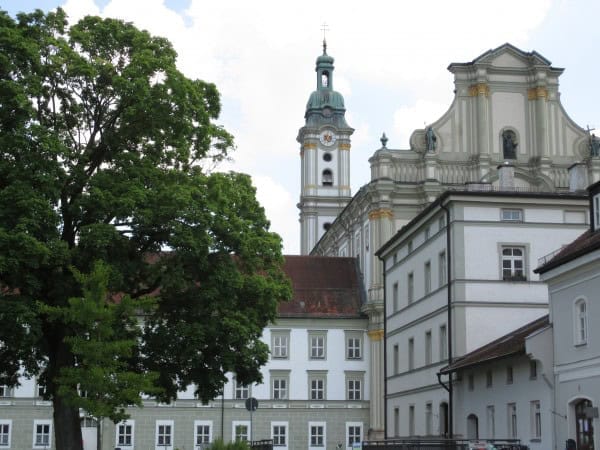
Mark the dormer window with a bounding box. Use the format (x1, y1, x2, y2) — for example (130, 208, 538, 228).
(322, 169, 333, 186)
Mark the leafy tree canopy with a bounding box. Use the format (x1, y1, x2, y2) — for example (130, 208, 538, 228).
(0, 8, 291, 450)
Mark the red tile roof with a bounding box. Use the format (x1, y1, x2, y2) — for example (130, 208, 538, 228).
(279, 255, 366, 318)
(439, 315, 549, 374)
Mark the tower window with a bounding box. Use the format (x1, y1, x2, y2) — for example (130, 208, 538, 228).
(322, 169, 333, 186)
(321, 71, 329, 87)
(323, 152, 332, 162)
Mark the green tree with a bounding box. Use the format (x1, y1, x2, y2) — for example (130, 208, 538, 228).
(0, 8, 291, 450)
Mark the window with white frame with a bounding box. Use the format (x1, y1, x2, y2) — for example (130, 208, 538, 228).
(530, 401, 541, 439)
(407, 272, 414, 303)
(271, 422, 287, 447)
(36, 379, 46, 398)
(501, 208, 523, 222)
(155, 420, 173, 449)
(501, 246, 526, 280)
(393, 344, 399, 374)
(393, 408, 400, 437)
(0, 386, 11, 397)
(439, 325, 447, 361)
(392, 282, 399, 312)
(424, 261, 431, 294)
(116, 421, 134, 448)
(271, 371, 289, 400)
(439, 251, 447, 286)
(486, 405, 495, 438)
(0, 420, 11, 448)
(309, 332, 326, 359)
(425, 330, 432, 365)
(33, 420, 52, 449)
(408, 337, 414, 370)
(574, 298, 588, 345)
(408, 405, 415, 436)
(309, 422, 325, 448)
(233, 421, 250, 442)
(271, 331, 290, 359)
(234, 378, 249, 399)
(507, 403, 517, 438)
(194, 421, 212, 446)
(345, 372, 363, 401)
(346, 332, 362, 359)
(346, 422, 362, 449)
(308, 372, 326, 401)
(425, 403, 433, 435)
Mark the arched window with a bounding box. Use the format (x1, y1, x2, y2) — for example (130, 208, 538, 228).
(322, 169, 333, 186)
(466, 414, 479, 439)
(575, 399, 594, 450)
(502, 129, 518, 160)
(321, 71, 329, 88)
(574, 298, 588, 345)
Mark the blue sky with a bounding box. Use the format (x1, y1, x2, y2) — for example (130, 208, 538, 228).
(3, 0, 600, 254)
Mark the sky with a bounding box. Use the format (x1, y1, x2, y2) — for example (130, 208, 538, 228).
(3, 0, 600, 254)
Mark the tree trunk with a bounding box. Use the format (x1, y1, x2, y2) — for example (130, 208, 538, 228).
(53, 395, 84, 450)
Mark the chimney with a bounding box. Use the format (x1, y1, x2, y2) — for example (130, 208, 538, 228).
(568, 162, 588, 192)
(497, 162, 515, 191)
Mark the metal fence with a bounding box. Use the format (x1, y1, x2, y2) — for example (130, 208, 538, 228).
(362, 438, 527, 450)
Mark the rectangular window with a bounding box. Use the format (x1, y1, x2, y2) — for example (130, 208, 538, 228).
(272, 375, 289, 400)
(486, 405, 495, 438)
(309, 333, 326, 359)
(439, 325, 447, 361)
(425, 331, 432, 365)
(439, 251, 447, 286)
(408, 338, 414, 371)
(508, 403, 517, 438)
(271, 331, 289, 359)
(506, 366, 513, 384)
(234, 378, 249, 399)
(309, 423, 325, 448)
(272, 422, 287, 447)
(531, 401, 541, 439)
(407, 273, 414, 303)
(393, 344, 399, 375)
(36, 381, 46, 398)
(501, 208, 523, 222)
(346, 374, 363, 401)
(0, 386, 11, 398)
(0, 421, 11, 448)
(33, 420, 52, 449)
(392, 282, 399, 312)
(502, 246, 526, 281)
(407, 240, 413, 253)
(194, 421, 212, 446)
(424, 226, 430, 240)
(308, 372, 327, 401)
(425, 403, 433, 435)
(156, 421, 173, 449)
(233, 421, 250, 442)
(467, 374, 474, 391)
(346, 423, 362, 449)
(424, 261, 431, 294)
(346, 332, 362, 359)
(408, 405, 415, 436)
(486, 370, 493, 388)
(117, 421, 134, 448)
(394, 408, 400, 437)
(530, 360, 537, 379)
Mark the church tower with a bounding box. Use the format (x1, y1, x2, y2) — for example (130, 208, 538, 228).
(297, 42, 354, 255)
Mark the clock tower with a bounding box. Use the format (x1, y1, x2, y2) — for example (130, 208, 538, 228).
(297, 41, 354, 255)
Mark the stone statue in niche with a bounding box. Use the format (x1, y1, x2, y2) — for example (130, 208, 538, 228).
(502, 130, 517, 160)
(590, 133, 600, 157)
(426, 127, 437, 152)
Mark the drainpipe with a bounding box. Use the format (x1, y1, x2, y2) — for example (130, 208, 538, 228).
(439, 201, 453, 438)
(382, 257, 388, 440)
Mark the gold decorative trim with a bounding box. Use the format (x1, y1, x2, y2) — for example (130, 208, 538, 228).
(468, 83, 489, 97)
(303, 143, 317, 150)
(368, 329, 384, 341)
(368, 208, 394, 220)
(339, 143, 351, 150)
(528, 86, 548, 100)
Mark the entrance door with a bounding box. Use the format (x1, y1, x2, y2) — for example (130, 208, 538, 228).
(575, 399, 595, 450)
(439, 402, 448, 437)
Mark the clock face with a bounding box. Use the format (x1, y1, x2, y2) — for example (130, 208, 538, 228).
(319, 130, 337, 147)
